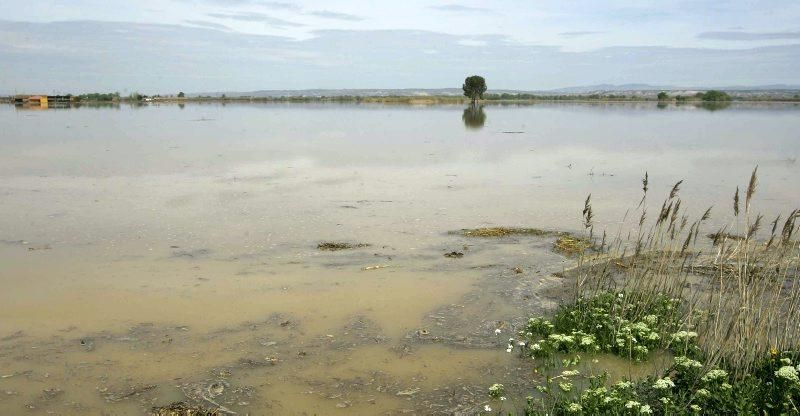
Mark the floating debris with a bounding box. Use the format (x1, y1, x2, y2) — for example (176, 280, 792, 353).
(1, 370, 32, 379)
(103, 383, 157, 402)
(26, 245, 52, 251)
(396, 387, 420, 396)
(207, 382, 225, 398)
(317, 242, 370, 251)
(444, 251, 464, 258)
(41, 388, 64, 400)
(79, 338, 95, 351)
(455, 227, 570, 238)
(171, 248, 212, 259)
(361, 264, 390, 271)
(150, 401, 221, 416)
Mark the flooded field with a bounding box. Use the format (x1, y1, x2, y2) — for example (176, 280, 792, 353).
(1, 102, 798, 415)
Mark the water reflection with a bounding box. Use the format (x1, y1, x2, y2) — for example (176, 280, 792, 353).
(462, 105, 486, 129)
(699, 101, 732, 111)
(0, 102, 798, 415)
(656, 101, 733, 111)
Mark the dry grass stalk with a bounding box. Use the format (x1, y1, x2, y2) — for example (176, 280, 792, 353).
(573, 169, 800, 377)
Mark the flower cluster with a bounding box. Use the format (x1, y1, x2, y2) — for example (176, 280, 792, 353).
(503, 291, 800, 415)
(518, 292, 681, 363)
(488, 383, 505, 399)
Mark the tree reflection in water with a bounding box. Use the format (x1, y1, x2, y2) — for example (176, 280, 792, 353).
(462, 105, 486, 129)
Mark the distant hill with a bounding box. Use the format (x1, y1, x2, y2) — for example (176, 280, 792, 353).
(190, 88, 465, 98)
(191, 85, 800, 98)
(548, 83, 800, 94)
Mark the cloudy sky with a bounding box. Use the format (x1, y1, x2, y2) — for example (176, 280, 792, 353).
(1, 0, 799, 94)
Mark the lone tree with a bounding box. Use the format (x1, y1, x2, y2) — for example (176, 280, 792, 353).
(657, 91, 669, 100)
(462, 75, 487, 104)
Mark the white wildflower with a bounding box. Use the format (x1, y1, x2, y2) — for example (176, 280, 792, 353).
(625, 400, 640, 409)
(484, 404, 492, 412)
(615, 381, 633, 390)
(566, 403, 582, 413)
(775, 365, 800, 383)
(701, 369, 728, 383)
(640, 404, 652, 414)
(653, 377, 675, 390)
(671, 331, 698, 342)
(494, 328, 501, 335)
(674, 356, 703, 369)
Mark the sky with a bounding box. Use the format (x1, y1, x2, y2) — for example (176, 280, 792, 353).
(1, 0, 799, 94)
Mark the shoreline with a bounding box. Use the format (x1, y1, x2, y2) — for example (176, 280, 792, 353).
(4, 97, 800, 107)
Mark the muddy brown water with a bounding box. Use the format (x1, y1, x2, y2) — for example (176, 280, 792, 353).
(1, 102, 798, 414)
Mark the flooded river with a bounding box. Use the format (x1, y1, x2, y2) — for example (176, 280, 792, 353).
(1, 102, 798, 414)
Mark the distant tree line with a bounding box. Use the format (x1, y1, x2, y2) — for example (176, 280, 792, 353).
(483, 93, 641, 101)
(73, 92, 121, 102)
(673, 90, 732, 102)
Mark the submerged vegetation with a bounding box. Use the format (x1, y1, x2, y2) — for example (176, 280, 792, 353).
(552, 236, 595, 257)
(317, 242, 370, 251)
(456, 227, 570, 238)
(490, 168, 800, 415)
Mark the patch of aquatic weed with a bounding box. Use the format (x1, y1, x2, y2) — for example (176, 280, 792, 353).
(151, 402, 220, 416)
(553, 236, 595, 256)
(489, 167, 800, 415)
(455, 227, 571, 238)
(317, 241, 371, 251)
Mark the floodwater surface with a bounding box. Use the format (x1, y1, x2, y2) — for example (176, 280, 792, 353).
(0, 102, 798, 414)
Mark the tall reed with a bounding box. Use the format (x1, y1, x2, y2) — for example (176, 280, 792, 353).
(574, 168, 800, 377)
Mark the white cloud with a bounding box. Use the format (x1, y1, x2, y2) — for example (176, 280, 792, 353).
(457, 39, 487, 47)
(1, 20, 798, 94)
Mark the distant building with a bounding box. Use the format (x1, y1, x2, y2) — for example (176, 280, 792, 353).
(13, 94, 73, 108)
